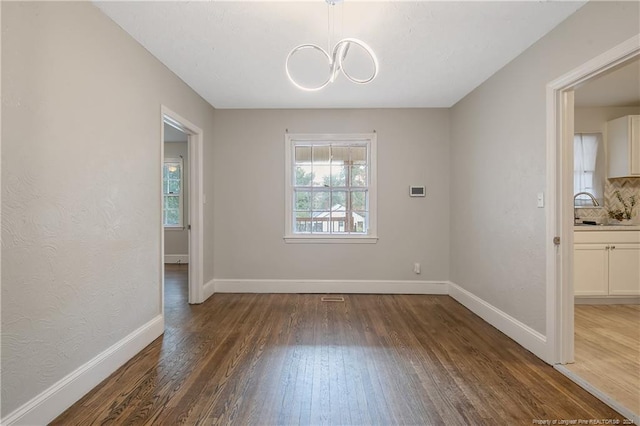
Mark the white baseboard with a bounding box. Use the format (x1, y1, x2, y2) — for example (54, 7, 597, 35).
(575, 296, 640, 305)
(555, 365, 639, 424)
(213, 279, 449, 294)
(2, 315, 164, 426)
(164, 254, 189, 264)
(448, 281, 548, 361)
(203, 277, 216, 301)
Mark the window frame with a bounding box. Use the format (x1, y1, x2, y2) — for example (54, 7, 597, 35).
(284, 133, 378, 244)
(163, 157, 184, 229)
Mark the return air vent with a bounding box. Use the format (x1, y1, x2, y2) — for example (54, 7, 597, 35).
(321, 296, 345, 302)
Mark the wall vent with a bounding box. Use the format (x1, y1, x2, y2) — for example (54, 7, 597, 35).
(321, 296, 345, 302)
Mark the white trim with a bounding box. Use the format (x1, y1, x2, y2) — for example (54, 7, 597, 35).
(575, 296, 640, 305)
(161, 106, 205, 305)
(555, 365, 640, 425)
(203, 277, 216, 301)
(284, 236, 378, 244)
(448, 281, 549, 362)
(1, 316, 164, 426)
(284, 133, 377, 241)
(213, 279, 448, 294)
(164, 254, 189, 264)
(546, 34, 640, 365)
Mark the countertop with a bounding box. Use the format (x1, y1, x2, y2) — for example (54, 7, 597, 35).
(574, 224, 640, 231)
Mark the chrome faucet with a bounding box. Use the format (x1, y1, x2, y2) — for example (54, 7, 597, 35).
(574, 192, 600, 223)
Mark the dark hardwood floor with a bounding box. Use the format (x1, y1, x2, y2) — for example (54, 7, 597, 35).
(52, 266, 624, 425)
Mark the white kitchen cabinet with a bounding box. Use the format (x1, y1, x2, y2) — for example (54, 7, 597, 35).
(608, 244, 640, 295)
(607, 115, 640, 178)
(574, 244, 609, 296)
(574, 230, 640, 297)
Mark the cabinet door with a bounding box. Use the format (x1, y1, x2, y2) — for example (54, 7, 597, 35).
(574, 244, 609, 296)
(630, 115, 640, 175)
(608, 244, 640, 296)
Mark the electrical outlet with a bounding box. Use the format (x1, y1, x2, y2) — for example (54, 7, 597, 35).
(413, 263, 421, 274)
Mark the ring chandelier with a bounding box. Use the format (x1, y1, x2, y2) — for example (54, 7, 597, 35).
(285, 0, 379, 92)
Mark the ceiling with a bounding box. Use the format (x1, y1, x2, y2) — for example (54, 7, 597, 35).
(95, 1, 586, 109)
(574, 58, 640, 107)
(164, 123, 188, 143)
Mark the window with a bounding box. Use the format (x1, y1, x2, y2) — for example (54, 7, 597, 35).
(163, 158, 183, 227)
(574, 133, 603, 206)
(284, 133, 377, 243)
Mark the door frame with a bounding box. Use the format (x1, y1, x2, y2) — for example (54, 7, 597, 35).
(161, 105, 205, 306)
(546, 34, 639, 364)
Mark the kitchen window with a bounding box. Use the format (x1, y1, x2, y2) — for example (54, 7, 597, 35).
(284, 133, 377, 243)
(574, 133, 603, 206)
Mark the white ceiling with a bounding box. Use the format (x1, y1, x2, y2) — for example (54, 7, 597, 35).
(574, 58, 640, 107)
(164, 123, 188, 143)
(95, 1, 586, 109)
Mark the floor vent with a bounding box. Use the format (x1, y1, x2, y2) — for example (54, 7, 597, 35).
(321, 296, 345, 303)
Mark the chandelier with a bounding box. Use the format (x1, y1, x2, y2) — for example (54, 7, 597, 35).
(285, 0, 379, 92)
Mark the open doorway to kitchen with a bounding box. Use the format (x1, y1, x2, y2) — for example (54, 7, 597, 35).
(161, 106, 204, 309)
(547, 36, 639, 422)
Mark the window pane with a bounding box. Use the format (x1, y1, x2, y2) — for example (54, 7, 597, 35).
(295, 165, 313, 186)
(312, 165, 330, 187)
(331, 146, 349, 164)
(165, 164, 180, 180)
(295, 146, 312, 164)
(165, 209, 180, 226)
(351, 191, 367, 211)
(312, 213, 330, 233)
(163, 179, 169, 194)
(313, 145, 331, 163)
(312, 191, 331, 210)
(351, 211, 367, 233)
(351, 165, 367, 186)
(165, 195, 179, 209)
(331, 165, 347, 187)
(351, 146, 367, 164)
(332, 191, 347, 210)
(295, 211, 312, 232)
(295, 191, 311, 211)
(168, 180, 180, 194)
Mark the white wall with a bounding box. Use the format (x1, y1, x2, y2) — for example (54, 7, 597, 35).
(212, 109, 450, 282)
(574, 106, 640, 133)
(450, 1, 640, 334)
(1, 2, 215, 418)
(164, 141, 189, 257)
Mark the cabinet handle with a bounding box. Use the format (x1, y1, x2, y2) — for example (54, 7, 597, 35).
(606, 245, 610, 250)
(611, 245, 616, 250)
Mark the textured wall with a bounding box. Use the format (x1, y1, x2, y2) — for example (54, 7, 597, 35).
(1, 2, 215, 416)
(212, 109, 450, 281)
(450, 1, 640, 334)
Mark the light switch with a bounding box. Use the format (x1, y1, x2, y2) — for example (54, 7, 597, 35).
(537, 192, 544, 208)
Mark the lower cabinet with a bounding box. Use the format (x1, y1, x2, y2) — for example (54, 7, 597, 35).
(574, 231, 640, 297)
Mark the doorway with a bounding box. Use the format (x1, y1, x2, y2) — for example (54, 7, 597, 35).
(161, 106, 204, 307)
(547, 35, 639, 421)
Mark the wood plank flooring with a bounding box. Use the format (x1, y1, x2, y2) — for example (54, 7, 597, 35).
(566, 304, 640, 416)
(53, 266, 626, 425)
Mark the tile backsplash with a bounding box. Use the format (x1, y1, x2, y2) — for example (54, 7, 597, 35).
(576, 177, 640, 223)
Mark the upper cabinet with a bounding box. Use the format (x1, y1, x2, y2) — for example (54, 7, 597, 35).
(607, 115, 640, 178)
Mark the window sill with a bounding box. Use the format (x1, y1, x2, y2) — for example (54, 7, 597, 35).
(164, 226, 185, 231)
(284, 235, 378, 244)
